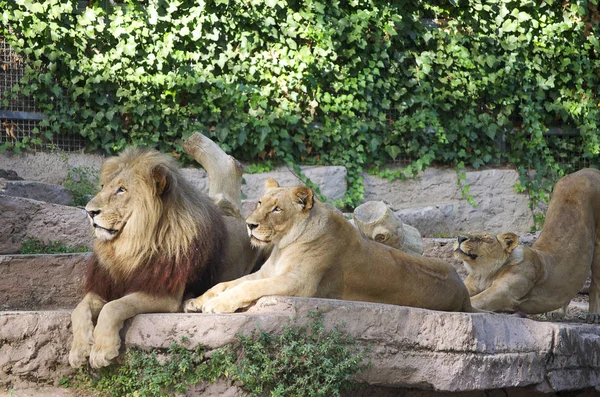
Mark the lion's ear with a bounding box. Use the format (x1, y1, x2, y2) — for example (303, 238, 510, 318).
(498, 232, 519, 253)
(265, 178, 280, 190)
(152, 165, 172, 196)
(293, 186, 314, 211)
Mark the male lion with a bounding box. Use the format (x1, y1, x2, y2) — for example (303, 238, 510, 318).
(69, 147, 257, 368)
(184, 178, 474, 314)
(453, 168, 600, 322)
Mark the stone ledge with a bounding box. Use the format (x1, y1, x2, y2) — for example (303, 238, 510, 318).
(1, 297, 599, 394)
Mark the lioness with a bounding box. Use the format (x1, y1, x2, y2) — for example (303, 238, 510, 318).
(185, 179, 474, 313)
(69, 148, 258, 368)
(453, 168, 600, 322)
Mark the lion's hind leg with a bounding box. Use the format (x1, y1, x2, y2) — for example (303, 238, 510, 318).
(69, 293, 106, 368)
(89, 292, 181, 368)
(586, 241, 600, 324)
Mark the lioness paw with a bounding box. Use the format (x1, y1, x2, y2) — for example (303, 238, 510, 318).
(183, 298, 202, 313)
(546, 311, 565, 322)
(202, 298, 238, 314)
(586, 313, 600, 324)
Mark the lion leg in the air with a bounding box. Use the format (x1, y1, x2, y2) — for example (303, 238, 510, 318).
(69, 293, 106, 368)
(587, 245, 600, 324)
(89, 292, 181, 368)
(201, 275, 312, 314)
(183, 132, 243, 216)
(184, 271, 266, 313)
(546, 302, 568, 321)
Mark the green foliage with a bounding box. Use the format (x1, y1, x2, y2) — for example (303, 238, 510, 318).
(1, 0, 599, 218)
(244, 161, 275, 174)
(19, 238, 90, 254)
(230, 310, 366, 397)
(67, 311, 366, 397)
(63, 166, 99, 207)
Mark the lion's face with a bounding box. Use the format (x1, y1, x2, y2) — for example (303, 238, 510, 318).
(85, 170, 135, 241)
(453, 232, 519, 272)
(85, 148, 171, 242)
(245, 178, 313, 247)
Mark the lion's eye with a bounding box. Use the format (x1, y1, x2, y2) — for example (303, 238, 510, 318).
(272, 206, 281, 213)
(116, 187, 126, 194)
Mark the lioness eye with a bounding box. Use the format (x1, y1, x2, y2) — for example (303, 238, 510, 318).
(272, 206, 281, 213)
(116, 187, 126, 194)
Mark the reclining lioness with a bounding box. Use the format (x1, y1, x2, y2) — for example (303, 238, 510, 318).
(453, 168, 600, 323)
(185, 178, 474, 313)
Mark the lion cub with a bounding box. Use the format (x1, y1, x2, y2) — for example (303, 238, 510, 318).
(453, 168, 600, 323)
(185, 178, 474, 313)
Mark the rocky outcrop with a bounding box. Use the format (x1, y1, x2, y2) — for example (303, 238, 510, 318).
(2, 151, 535, 236)
(0, 195, 91, 254)
(1, 297, 599, 394)
(364, 167, 534, 235)
(0, 179, 73, 206)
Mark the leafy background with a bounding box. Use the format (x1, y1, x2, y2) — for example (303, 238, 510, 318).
(1, 0, 599, 216)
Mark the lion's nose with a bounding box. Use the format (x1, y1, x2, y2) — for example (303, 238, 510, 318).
(457, 235, 467, 244)
(247, 222, 258, 231)
(87, 209, 101, 219)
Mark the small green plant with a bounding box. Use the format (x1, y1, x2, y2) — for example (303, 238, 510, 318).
(64, 166, 99, 207)
(67, 311, 366, 397)
(245, 161, 275, 174)
(19, 238, 90, 254)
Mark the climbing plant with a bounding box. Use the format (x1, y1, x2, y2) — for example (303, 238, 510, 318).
(1, 0, 599, 220)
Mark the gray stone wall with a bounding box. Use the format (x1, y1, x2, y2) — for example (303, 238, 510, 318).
(0, 152, 535, 240)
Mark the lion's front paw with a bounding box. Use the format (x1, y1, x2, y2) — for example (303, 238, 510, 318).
(69, 324, 94, 368)
(202, 297, 239, 314)
(89, 332, 121, 369)
(69, 340, 93, 368)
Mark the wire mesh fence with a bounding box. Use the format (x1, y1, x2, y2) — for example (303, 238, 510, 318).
(1, 36, 85, 151)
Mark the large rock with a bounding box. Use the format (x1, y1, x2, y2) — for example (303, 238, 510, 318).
(242, 165, 347, 202)
(0, 253, 88, 311)
(364, 168, 534, 236)
(0, 179, 73, 206)
(1, 297, 599, 394)
(0, 195, 91, 254)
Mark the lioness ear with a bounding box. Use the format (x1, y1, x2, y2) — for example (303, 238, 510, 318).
(498, 232, 519, 253)
(293, 186, 314, 211)
(152, 165, 172, 196)
(265, 178, 280, 190)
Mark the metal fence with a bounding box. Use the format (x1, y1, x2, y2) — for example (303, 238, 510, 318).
(0, 36, 85, 151)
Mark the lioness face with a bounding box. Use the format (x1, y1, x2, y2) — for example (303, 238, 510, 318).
(85, 150, 171, 241)
(245, 178, 313, 247)
(453, 232, 519, 271)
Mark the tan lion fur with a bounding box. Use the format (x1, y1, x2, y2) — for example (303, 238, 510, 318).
(454, 168, 600, 322)
(184, 178, 474, 314)
(70, 147, 258, 369)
